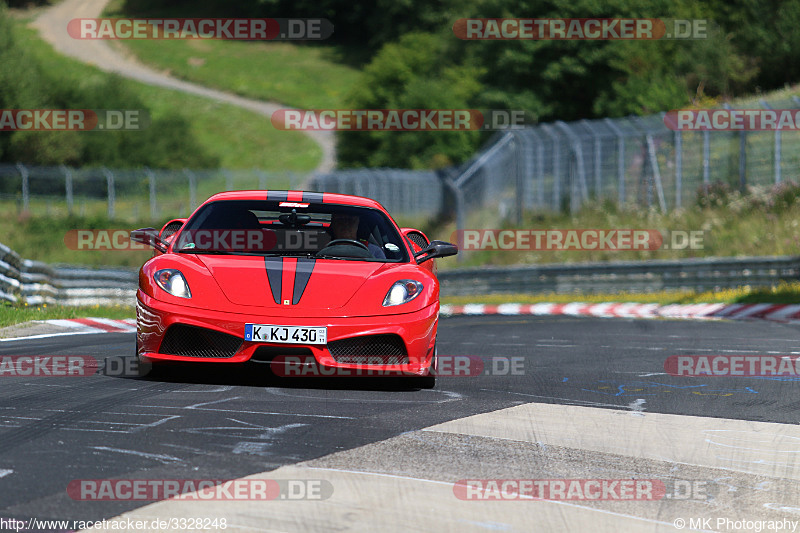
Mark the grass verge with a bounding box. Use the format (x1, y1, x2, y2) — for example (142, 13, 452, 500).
(428, 200, 800, 270)
(0, 303, 134, 329)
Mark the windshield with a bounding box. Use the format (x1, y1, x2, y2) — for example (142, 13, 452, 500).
(173, 199, 410, 262)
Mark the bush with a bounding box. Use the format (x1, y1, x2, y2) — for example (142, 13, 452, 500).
(696, 181, 734, 209)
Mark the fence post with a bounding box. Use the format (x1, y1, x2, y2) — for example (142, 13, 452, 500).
(541, 125, 560, 211)
(444, 175, 465, 264)
(645, 135, 667, 212)
(184, 168, 197, 212)
(581, 119, 603, 199)
(724, 103, 746, 192)
(762, 99, 780, 184)
(555, 121, 588, 214)
(17, 163, 29, 213)
(145, 167, 157, 219)
(604, 118, 625, 206)
(529, 129, 545, 209)
(674, 130, 682, 209)
(102, 167, 115, 219)
(62, 165, 73, 215)
(512, 130, 524, 224)
(702, 131, 710, 185)
(223, 169, 233, 190)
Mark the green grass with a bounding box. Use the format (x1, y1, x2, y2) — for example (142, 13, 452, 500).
(0, 303, 133, 329)
(103, 2, 359, 110)
(0, 212, 158, 267)
(442, 282, 800, 307)
(17, 21, 321, 171)
(426, 200, 800, 270)
(7, 193, 800, 268)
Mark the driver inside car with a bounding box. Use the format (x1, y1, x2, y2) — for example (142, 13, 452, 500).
(328, 213, 386, 259)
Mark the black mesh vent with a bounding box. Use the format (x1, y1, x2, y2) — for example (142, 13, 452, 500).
(160, 221, 184, 240)
(252, 346, 313, 362)
(407, 232, 428, 249)
(159, 324, 241, 358)
(328, 334, 408, 365)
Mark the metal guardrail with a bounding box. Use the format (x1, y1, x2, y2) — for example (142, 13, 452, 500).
(2, 240, 799, 305)
(438, 256, 800, 296)
(0, 243, 138, 306)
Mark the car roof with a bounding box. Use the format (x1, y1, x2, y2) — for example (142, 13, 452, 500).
(203, 190, 387, 211)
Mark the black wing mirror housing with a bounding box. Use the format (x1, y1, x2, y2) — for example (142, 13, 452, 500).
(414, 240, 458, 264)
(131, 228, 168, 253)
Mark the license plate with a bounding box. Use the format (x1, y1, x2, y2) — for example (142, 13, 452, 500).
(244, 324, 327, 345)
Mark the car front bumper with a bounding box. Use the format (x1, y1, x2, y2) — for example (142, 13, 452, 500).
(136, 291, 438, 376)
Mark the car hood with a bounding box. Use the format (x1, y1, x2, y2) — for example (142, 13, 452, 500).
(198, 255, 386, 310)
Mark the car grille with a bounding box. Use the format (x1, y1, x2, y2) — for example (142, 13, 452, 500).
(328, 334, 408, 365)
(160, 221, 184, 240)
(159, 324, 241, 358)
(406, 232, 429, 249)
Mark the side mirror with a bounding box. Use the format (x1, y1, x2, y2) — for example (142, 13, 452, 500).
(415, 240, 458, 264)
(131, 228, 168, 253)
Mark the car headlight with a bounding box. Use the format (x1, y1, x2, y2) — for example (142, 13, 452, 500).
(154, 269, 191, 298)
(383, 280, 423, 306)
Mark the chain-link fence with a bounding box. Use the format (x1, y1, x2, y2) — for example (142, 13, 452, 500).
(5, 97, 800, 229)
(0, 165, 306, 221)
(0, 164, 445, 222)
(451, 97, 800, 231)
(307, 169, 443, 219)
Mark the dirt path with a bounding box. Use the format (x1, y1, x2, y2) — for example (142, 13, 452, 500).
(32, 0, 336, 173)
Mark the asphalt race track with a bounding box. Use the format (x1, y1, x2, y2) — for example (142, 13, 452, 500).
(1, 315, 800, 530)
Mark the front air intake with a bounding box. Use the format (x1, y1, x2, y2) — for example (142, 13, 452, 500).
(328, 334, 408, 365)
(159, 324, 241, 358)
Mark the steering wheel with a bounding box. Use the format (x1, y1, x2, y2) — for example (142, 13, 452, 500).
(325, 239, 369, 251)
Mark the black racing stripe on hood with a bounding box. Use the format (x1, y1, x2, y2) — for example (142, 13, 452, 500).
(301, 191, 323, 203)
(264, 257, 282, 304)
(267, 191, 289, 201)
(293, 258, 315, 305)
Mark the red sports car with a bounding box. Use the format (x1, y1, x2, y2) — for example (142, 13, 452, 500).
(131, 190, 457, 387)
